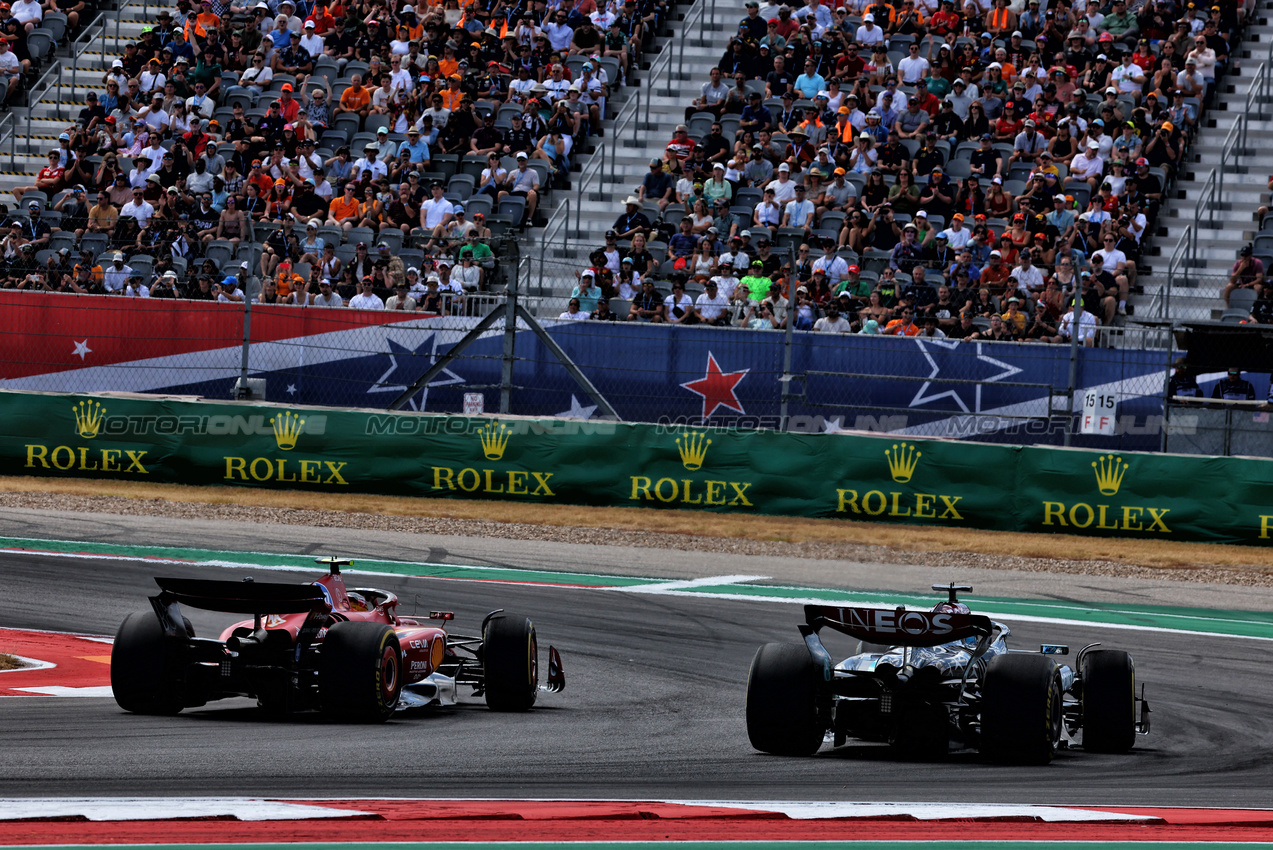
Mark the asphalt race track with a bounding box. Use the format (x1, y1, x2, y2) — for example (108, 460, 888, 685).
(2, 510, 1273, 806)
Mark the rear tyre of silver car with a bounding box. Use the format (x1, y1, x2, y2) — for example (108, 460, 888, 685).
(111, 611, 185, 715)
(980, 653, 1062, 764)
(1082, 649, 1137, 753)
(483, 613, 539, 711)
(746, 642, 826, 756)
(319, 621, 402, 722)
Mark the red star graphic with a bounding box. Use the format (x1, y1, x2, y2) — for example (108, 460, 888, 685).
(681, 352, 748, 419)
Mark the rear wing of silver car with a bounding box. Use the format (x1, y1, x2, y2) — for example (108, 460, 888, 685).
(803, 604, 994, 647)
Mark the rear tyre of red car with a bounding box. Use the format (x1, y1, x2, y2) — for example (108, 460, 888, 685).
(483, 614, 539, 711)
(746, 642, 826, 756)
(111, 611, 185, 715)
(980, 653, 1062, 764)
(1082, 649, 1137, 753)
(319, 621, 402, 722)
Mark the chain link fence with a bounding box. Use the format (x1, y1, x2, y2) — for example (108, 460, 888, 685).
(1139, 271, 1232, 323)
(0, 279, 1189, 452)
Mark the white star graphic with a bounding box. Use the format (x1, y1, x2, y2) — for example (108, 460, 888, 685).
(365, 334, 465, 411)
(72, 340, 91, 361)
(821, 416, 849, 433)
(285, 384, 298, 395)
(555, 395, 597, 420)
(910, 339, 1022, 414)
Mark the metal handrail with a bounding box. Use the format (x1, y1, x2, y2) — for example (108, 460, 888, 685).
(608, 88, 639, 185)
(675, 0, 707, 85)
(0, 112, 16, 171)
(115, 0, 151, 56)
(538, 197, 570, 291)
(67, 11, 107, 110)
(640, 0, 711, 128)
(1162, 223, 1192, 316)
(1193, 168, 1217, 231)
(23, 61, 63, 166)
(574, 137, 605, 236)
(643, 44, 671, 129)
(1161, 51, 1271, 312)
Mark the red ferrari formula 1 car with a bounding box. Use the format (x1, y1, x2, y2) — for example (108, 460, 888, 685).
(110, 557, 564, 721)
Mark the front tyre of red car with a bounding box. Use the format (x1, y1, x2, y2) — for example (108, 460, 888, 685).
(483, 614, 539, 711)
(111, 611, 185, 715)
(319, 621, 402, 722)
(746, 642, 826, 756)
(980, 653, 1062, 765)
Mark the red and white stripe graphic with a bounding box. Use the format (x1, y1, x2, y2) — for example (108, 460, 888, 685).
(0, 628, 113, 698)
(0, 799, 1270, 844)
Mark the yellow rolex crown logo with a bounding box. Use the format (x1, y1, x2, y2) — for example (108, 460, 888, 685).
(270, 411, 306, 451)
(676, 431, 712, 471)
(885, 442, 921, 483)
(1092, 454, 1129, 496)
(72, 400, 106, 439)
(479, 422, 511, 460)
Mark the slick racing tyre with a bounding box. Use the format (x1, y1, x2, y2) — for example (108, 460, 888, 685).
(319, 621, 402, 722)
(746, 642, 826, 756)
(1082, 649, 1137, 753)
(980, 653, 1062, 765)
(111, 611, 185, 715)
(483, 613, 539, 711)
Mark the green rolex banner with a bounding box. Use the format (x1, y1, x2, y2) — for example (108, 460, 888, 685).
(4, 390, 1273, 546)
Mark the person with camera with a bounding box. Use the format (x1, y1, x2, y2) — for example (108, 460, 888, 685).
(1143, 119, 1181, 178)
(212, 274, 245, 303)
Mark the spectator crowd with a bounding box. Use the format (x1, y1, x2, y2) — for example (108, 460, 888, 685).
(1, 0, 665, 308)
(562, 0, 1247, 340)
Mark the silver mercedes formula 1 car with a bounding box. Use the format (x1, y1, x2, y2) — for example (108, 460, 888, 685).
(746, 584, 1150, 763)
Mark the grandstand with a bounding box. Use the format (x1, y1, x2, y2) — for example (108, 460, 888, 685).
(0, 0, 690, 309)
(0, 0, 1268, 340)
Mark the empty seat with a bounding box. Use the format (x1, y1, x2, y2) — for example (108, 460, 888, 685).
(496, 196, 527, 225)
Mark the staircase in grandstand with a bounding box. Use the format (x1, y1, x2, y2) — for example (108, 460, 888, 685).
(537, 0, 736, 246)
(0, 0, 717, 317)
(0, 0, 169, 202)
(526, 0, 735, 294)
(1149, 0, 1273, 321)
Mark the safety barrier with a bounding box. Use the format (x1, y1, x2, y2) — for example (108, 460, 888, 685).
(6, 389, 1273, 546)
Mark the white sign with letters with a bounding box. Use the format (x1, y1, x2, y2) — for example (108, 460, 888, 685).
(1080, 391, 1117, 435)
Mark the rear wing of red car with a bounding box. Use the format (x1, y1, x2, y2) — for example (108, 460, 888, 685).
(154, 577, 330, 615)
(804, 604, 993, 648)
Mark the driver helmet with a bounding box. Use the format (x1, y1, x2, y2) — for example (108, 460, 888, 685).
(932, 601, 969, 615)
(346, 591, 369, 612)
